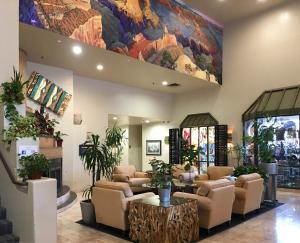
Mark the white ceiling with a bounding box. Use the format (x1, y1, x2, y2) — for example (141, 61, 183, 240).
(185, 0, 290, 25)
(108, 114, 164, 127)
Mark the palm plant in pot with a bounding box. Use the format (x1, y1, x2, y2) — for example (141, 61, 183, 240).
(150, 161, 174, 202)
(245, 119, 277, 202)
(80, 132, 124, 224)
(17, 153, 50, 181)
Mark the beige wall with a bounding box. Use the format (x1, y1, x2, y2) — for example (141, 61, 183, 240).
(128, 125, 142, 171)
(142, 122, 173, 171)
(173, 0, 300, 145)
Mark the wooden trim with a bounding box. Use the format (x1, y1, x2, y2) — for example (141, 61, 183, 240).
(0, 150, 28, 187)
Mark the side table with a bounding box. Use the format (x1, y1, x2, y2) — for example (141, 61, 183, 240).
(128, 195, 199, 243)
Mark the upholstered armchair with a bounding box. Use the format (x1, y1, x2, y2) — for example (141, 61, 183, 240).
(173, 179, 235, 230)
(112, 165, 151, 193)
(92, 180, 155, 231)
(193, 166, 234, 186)
(233, 173, 264, 216)
(172, 164, 199, 181)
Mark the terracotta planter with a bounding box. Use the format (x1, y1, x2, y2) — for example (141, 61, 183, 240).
(29, 171, 42, 180)
(56, 139, 63, 147)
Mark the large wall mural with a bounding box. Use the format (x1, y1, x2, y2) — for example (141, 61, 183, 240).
(20, 0, 223, 84)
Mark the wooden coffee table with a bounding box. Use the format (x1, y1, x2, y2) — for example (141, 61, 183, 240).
(128, 195, 199, 243)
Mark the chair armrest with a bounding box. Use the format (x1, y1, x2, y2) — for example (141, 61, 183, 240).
(194, 174, 209, 181)
(234, 187, 247, 200)
(134, 171, 148, 178)
(112, 174, 129, 182)
(173, 192, 212, 210)
(122, 192, 155, 210)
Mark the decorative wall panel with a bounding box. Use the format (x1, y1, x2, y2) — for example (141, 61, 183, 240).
(20, 0, 223, 84)
(27, 72, 72, 116)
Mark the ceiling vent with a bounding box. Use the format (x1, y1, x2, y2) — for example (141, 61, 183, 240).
(167, 83, 181, 87)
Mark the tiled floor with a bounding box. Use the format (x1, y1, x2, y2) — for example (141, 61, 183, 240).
(58, 189, 300, 243)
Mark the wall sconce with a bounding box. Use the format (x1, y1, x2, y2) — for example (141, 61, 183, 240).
(227, 128, 233, 145)
(74, 113, 82, 125)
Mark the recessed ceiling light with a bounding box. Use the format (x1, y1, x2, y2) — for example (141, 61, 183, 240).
(113, 117, 118, 120)
(57, 39, 62, 44)
(72, 45, 82, 55)
(162, 81, 168, 86)
(145, 120, 150, 123)
(96, 64, 104, 71)
(257, 0, 266, 3)
(280, 12, 290, 22)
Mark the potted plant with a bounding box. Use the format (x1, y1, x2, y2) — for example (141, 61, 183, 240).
(180, 138, 204, 181)
(54, 131, 67, 147)
(105, 123, 126, 164)
(33, 106, 59, 137)
(246, 119, 278, 202)
(150, 161, 174, 202)
(246, 119, 277, 174)
(233, 165, 267, 181)
(17, 153, 50, 181)
(0, 68, 28, 122)
(149, 157, 163, 172)
(80, 133, 122, 224)
(2, 114, 38, 145)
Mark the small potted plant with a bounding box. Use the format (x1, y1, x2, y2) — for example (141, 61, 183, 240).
(149, 157, 163, 172)
(180, 138, 204, 181)
(54, 131, 67, 147)
(150, 161, 174, 202)
(17, 153, 50, 181)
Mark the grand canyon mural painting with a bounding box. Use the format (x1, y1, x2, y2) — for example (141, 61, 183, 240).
(20, 0, 223, 84)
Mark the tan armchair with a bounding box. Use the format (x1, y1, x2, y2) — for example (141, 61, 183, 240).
(174, 179, 235, 230)
(112, 165, 151, 193)
(194, 166, 234, 186)
(233, 173, 264, 216)
(92, 180, 155, 231)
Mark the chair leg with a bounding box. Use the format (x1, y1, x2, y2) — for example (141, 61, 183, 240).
(207, 229, 210, 234)
(242, 214, 246, 219)
(227, 220, 231, 226)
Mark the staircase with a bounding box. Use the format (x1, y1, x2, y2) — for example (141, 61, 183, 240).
(0, 196, 19, 243)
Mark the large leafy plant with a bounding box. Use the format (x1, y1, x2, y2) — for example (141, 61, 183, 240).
(246, 119, 277, 163)
(150, 161, 174, 189)
(105, 123, 125, 164)
(2, 114, 38, 145)
(33, 106, 58, 136)
(81, 132, 124, 200)
(180, 138, 204, 171)
(18, 153, 50, 181)
(0, 68, 28, 122)
(233, 165, 267, 181)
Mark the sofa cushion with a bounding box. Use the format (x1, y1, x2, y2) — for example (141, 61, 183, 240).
(197, 179, 234, 197)
(207, 166, 234, 180)
(113, 165, 136, 178)
(128, 178, 150, 186)
(112, 174, 129, 182)
(235, 173, 261, 188)
(95, 180, 133, 197)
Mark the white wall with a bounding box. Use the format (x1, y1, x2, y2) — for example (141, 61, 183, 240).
(142, 123, 173, 171)
(173, 0, 300, 145)
(128, 125, 142, 171)
(72, 75, 173, 189)
(26, 62, 75, 187)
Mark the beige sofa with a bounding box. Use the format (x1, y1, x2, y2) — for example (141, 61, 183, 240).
(174, 179, 235, 230)
(92, 180, 155, 231)
(194, 166, 234, 186)
(112, 165, 151, 193)
(233, 173, 264, 216)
